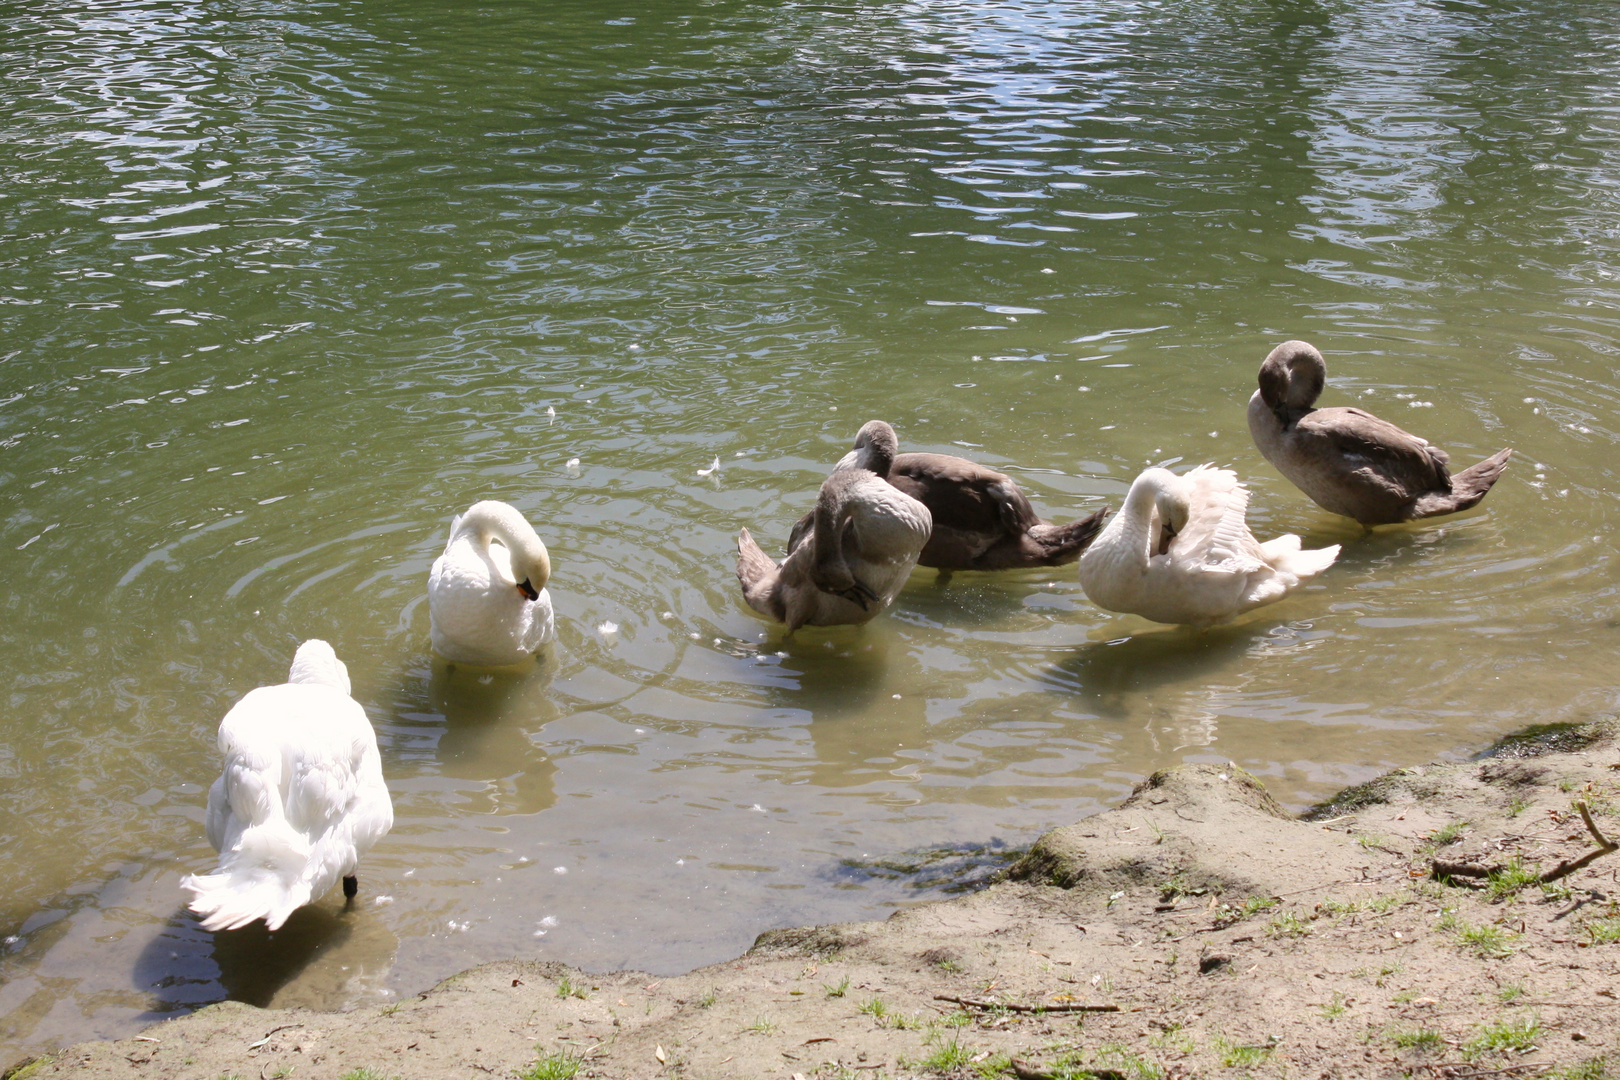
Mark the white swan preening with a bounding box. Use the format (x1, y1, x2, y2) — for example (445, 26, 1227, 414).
(1078, 465, 1340, 626)
(428, 500, 556, 666)
(737, 420, 932, 631)
(1248, 340, 1513, 525)
(181, 639, 393, 931)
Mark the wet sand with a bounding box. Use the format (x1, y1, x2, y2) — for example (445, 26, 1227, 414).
(8, 720, 1620, 1080)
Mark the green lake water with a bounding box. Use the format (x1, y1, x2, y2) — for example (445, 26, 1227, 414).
(3, 0, 1619, 1057)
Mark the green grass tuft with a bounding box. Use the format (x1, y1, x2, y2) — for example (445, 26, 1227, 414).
(858, 996, 888, 1020)
(973, 1052, 1014, 1079)
(1585, 914, 1620, 945)
(1266, 911, 1310, 938)
(1391, 1027, 1443, 1052)
(1427, 820, 1468, 847)
(1541, 1058, 1615, 1080)
(1439, 910, 1517, 958)
(1484, 858, 1540, 901)
(1213, 1033, 1273, 1068)
(916, 1036, 974, 1073)
(1465, 1014, 1543, 1056)
(519, 1052, 581, 1080)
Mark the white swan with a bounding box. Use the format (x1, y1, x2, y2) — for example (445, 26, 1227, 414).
(1077, 465, 1340, 626)
(428, 500, 555, 666)
(181, 639, 393, 931)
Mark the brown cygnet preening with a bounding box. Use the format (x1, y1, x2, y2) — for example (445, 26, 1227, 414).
(788, 438, 1108, 572)
(1247, 340, 1512, 525)
(737, 421, 931, 631)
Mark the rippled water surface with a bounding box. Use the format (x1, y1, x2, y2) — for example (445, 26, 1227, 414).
(4, 0, 1620, 1057)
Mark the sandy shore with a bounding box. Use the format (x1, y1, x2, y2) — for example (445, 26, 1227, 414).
(7, 720, 1620, 1080)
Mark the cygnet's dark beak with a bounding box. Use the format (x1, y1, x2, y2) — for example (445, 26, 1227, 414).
(517, 578, 540, 602)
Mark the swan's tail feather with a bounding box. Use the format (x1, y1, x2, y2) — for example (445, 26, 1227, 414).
(1411, 448, 1512, 518)
(181, 821, 313, 932)
(1022, 507, 1111, 566)
(736, 529, 786, 623)
(1259, 534, 1340, 580)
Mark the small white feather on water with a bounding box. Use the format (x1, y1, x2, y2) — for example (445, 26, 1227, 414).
(546, 405, 555, 423)
(565, 457, 581, 477)
(598, 620, 619, 640)
(697, 456, 720, 477)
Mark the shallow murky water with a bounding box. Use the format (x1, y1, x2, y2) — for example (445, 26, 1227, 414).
(3, 0, 1620, 1058)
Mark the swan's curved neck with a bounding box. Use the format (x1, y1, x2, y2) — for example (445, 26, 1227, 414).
(811, 473, 858, 580)
(1122, 476, 1162, 520)
(456, 502, 551, 590)
(1110, 472, 1174, 563)
(1258, 341, 1326, 421)
(845, 420, 898, 476)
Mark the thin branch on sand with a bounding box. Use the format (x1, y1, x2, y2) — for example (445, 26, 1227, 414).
(934, 994, 1119, 1014)
(1537, 800, 1619, 885)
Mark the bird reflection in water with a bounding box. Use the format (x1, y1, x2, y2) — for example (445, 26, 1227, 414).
(425, 654, 561, 817)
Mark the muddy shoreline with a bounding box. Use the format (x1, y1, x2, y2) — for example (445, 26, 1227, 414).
(8, 720, 1620, 1080)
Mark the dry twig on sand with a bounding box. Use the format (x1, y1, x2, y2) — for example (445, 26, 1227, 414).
(934, 994, 1119, 1014)
(1537, 801, 1618, 885)
(1431, 801, 1617, 887)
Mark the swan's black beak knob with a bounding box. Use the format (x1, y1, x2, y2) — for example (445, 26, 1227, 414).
(517, 579, 540, 601)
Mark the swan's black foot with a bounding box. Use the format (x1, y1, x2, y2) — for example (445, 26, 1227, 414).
(343, 875, 358, 900)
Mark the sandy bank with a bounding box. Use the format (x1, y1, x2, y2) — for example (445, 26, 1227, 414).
(9, 721, 1620, 1080)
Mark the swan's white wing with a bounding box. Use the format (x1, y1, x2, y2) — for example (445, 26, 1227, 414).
(441, 511, 466, 557)
(340, 741, 395, 866)
(216, 689, 288, 828)
(1170, 467, 1265, 573)
(290, 693, 393, 889)
(521, 590, 557, 651)
(202, 774, 232, 853)
(283, 696, 369, 836)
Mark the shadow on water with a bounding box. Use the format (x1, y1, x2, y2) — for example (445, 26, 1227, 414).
(1046, 622, 1274, 721)
(133, 899, 398, 1016)
(755, 625, 894, 719)
(902, 568, 1064, 630)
